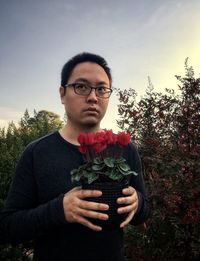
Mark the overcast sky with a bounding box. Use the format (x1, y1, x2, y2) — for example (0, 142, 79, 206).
(0, 0, 200, 131)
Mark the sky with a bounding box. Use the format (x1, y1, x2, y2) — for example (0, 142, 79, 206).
(0, 0, 200, 132)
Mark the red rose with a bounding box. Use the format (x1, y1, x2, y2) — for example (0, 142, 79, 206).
(117, 132, 131, 147)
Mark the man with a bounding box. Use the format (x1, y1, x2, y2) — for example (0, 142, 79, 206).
(0, 53, 150, 261)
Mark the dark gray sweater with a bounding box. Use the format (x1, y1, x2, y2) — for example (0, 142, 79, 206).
(0, 132, 150, 261)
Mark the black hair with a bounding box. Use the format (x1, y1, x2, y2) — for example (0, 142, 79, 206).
(61, 52, 112, 87)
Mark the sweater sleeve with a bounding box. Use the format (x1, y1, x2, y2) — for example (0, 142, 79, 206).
(126, 144, 150, 225)
(0, 144, 67, 245)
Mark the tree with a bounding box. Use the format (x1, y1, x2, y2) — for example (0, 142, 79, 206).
(0, 110, 63, 261)
(18, 109, 63, 146)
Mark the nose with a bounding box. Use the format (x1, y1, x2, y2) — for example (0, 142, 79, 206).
(86, 89, 98, 103)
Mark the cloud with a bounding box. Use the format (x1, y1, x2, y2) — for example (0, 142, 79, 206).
(0, 106, 23, 128)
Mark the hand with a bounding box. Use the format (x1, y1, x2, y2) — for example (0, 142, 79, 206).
(63, 187, 109, 231)
(117, 186, 139, 228)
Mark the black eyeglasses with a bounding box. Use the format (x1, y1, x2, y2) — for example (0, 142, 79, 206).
(64, 83, 113, 99)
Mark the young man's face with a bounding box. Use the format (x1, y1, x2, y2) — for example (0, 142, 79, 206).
(60, 61, 111, 129)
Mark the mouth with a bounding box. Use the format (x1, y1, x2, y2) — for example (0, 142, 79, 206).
(83, 107, 99, 113)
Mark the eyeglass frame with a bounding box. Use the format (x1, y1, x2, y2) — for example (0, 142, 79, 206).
(64, 82, 113, 98)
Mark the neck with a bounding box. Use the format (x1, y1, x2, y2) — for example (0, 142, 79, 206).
(59, 122, 102, 145)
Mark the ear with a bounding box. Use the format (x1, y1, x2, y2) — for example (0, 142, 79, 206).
(59, 86, 65, 104)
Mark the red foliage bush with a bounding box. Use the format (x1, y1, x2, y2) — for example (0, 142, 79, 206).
(117, 61, 200, 260)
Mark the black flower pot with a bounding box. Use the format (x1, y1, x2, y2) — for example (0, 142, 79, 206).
(82, 179, 129, 230)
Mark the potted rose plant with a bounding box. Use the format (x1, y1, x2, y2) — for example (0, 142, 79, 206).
(71, 130, 137, 229)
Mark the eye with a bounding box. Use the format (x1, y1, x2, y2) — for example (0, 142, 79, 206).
(75, 83, 88, 90)
(96, 86, 108, 93)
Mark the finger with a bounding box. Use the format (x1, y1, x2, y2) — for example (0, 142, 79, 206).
(117, 195, 136, 205)
(79, 208, 109, 221)
(117, 204, 134, 214)
(120, 210, 135, 228)
(71, 186, 82, 191)
(122, 186, 135, 195)
(78, 189, 102, 199)
(77, 216, 102, 231)
(79, 200, 109, 211)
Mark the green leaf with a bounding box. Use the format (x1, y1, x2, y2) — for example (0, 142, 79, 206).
(131, 171, 138, 176)
(88, 173, 99, 184)
(104, 157, 114, 167)
(109, 170, 123, 180)
(91, 164, 104, 171)
(71, 176, 76, 183)
(115, 157, 126, 164)
(70, 169, 78, 175)
(118, 163, 130, 172)
(72, 171, 83, 182)
(82, 170, 91, 177)
(123, 170, 138, 176)
(93, 157, 103, 164)
(103, 171, 110, 176)
(77, 164, 87, 172)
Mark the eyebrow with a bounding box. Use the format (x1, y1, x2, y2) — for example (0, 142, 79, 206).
(74, 78, 109, 86)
